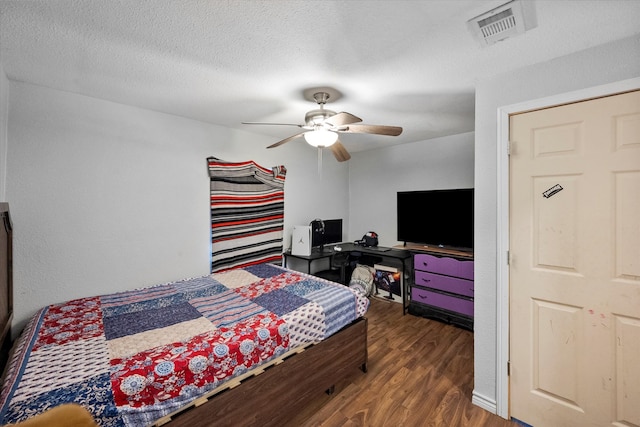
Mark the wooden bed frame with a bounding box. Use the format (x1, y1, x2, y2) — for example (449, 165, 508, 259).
(0, 203, 369, 426)
(0, 203, 13, 374)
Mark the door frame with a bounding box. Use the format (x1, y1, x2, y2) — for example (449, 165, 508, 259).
(495, 76, 640, 419)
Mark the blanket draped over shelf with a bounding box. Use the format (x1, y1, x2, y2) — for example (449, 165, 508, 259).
(207, 157, 287, 273)
(0, 263, 369, 426)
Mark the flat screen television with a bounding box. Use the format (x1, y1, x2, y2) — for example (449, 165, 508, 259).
(397, 189, 474, 250)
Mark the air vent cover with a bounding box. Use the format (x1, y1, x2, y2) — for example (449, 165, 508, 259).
(467, 0, 533, 46)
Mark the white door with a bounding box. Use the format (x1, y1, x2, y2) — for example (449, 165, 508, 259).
(509, 90, 640, 427)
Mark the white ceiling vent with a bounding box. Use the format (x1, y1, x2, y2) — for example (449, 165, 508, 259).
(467, 0, 535, 47)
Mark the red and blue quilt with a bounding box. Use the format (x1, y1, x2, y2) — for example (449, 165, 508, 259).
(0, 263, 369, 426)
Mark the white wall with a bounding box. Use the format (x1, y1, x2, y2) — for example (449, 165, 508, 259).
(6, 81, 350, 332)
(348, 131, 474, 246)
(473, 34, 640, 413)
(345, 132, 473, 277)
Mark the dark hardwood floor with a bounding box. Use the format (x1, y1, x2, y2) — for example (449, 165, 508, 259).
(285, 296, 517, 427)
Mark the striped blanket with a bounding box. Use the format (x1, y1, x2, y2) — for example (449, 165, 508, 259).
(0, 263, 369, 427)
(208, 158, 287, 272)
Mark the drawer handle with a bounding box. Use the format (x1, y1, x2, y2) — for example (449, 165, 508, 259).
(421, 278, 431, 283)
(418, 295, 429, 300)
(422, 262, 428, 267)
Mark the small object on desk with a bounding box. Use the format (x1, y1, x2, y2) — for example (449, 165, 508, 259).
(292, 225, 312, 256)
(334, 246, 342, 251)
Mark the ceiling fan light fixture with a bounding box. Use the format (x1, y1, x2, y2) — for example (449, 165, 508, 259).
(304, 129, 338, 147)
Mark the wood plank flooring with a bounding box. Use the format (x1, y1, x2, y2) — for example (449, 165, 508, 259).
(285, 297, 517, 427)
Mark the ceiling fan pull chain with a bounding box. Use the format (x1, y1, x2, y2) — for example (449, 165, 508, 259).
(318, 147, 323, 177)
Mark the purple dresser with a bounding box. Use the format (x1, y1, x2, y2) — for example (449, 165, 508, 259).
(408, 252, 474, 330)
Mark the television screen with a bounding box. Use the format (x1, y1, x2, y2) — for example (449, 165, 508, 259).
(397, 189, 474, 250)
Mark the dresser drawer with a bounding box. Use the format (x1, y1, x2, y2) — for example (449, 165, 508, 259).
(414, 253, 474, 280)
(414, 270, 474, 297)
(411, 288, 473, 317)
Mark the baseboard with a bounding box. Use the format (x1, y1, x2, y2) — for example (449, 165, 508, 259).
(471, 389, 498, 414)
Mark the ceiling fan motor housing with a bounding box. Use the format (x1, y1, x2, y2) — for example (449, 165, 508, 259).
(305, 109, 336, 127)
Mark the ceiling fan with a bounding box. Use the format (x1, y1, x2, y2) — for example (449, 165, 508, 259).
(242, 91, 402, 162)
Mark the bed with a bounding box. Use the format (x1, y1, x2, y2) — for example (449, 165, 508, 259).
(0, 203, 369, 426)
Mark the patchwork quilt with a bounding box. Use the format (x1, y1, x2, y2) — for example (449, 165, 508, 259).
(0, 263, 369, 427)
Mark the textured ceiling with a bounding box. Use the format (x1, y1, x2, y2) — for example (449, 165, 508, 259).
(1, 0, 639, 153)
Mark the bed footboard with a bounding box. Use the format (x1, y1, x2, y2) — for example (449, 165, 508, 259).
(155, 316, 368, 427)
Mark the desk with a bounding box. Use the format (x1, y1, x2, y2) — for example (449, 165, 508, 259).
(283, 243, 413, 313)
(282, 248, 334, 274)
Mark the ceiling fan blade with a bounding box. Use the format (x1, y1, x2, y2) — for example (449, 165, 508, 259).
(324, 112, 362, 127)
(242, 121, 304, 128)
(342, 123, 403, 136)
(330, 140, 351, 162)
(266, 132, 306, 149)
